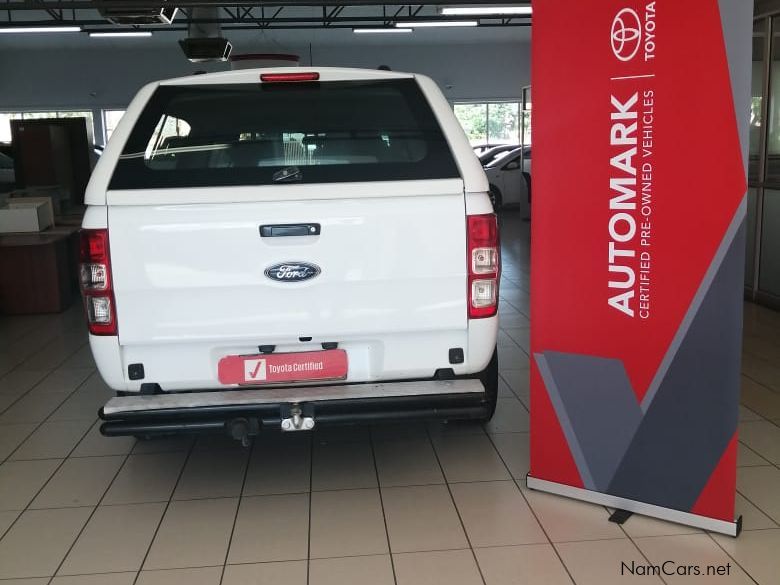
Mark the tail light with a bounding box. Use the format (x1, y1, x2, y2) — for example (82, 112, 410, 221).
(79, 229, 117, 336)
(467, 214, 500, 318)
(260, 72, 320, 83)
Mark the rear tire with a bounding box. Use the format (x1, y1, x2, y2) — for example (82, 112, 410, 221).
(489, 186, 503, 211)
(476, 348, 499, 421)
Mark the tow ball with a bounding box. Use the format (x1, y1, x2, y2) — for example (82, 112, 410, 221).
(281, 403, 315, 432)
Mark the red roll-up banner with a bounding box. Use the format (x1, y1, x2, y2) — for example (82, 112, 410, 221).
(528, 0, 751, 536)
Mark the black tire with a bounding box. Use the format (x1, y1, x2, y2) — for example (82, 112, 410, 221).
(489, 185, 503, 211)
(523, 172, 532, 205)
(476, 348, 499, 421)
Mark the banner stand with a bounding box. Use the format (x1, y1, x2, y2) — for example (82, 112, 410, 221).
(527, 475, 742, 537)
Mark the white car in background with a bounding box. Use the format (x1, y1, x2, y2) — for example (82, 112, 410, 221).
(81, 67, 501, 444)
(484, 146, 531, 214)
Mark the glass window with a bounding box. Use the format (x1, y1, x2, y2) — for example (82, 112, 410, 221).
(103, 109, 126, 143)
(487, 103, 519, 145)
(110, 80, 459, 190)
(0, 111, 94, 144)
(455, 103, 488, 146)
(765, 17, 780, 183)
(750, 19, 767, 184)
(522, 87, 532, 147)
(454, 101, 521, 147)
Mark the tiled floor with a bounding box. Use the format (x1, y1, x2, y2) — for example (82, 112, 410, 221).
(0, 211, 779, 584)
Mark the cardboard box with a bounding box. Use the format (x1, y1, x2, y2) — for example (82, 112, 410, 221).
(0, 197, 55, 233)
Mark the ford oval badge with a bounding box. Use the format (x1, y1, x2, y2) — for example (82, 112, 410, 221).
(265, 262, 321, 283)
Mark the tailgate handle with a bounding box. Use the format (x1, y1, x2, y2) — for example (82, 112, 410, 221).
(260, 223, 320, 237)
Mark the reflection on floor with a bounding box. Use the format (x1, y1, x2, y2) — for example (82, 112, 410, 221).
(0, 210, 778, 584)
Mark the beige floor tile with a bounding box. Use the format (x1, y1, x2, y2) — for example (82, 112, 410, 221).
(309, 554, 395, 585)
(738, 405, 763, 422)
(475, 544, 574, 585)
(0, 369, 48, 397)
(370, 422, 429, 441)
(72, 421, 136, 457)
(0, 509, 20, 534)
(0, 507, 92, 579)
(499, 368, 530, 397)
(485, 398, 530, 433)
(103, 451, 188, 505)
(30, 455, 125, 509)
(0, 392, 66, 424)
(143, 497, 238, 570)
(497, 377, 515, 398)
(222, 560, 307, 585)
(451, 481, 547, 546)
(311, 440, 377, 491)
(737, 442, 770, 467)
(735, 493, 778, 530)
(0, 459, 61, 511)
(499, 343, 527, 366)
(51, 574, 136, 585)
(27, 368, 92, 397)
(243, 436, 310, 496)
(310, 488, 389, 558)
(431, 432, 510, 483)
(737, 466, 780, 523)
(428, 419, 486, 436)
(394, 549, 483, 585)
(382, 484, 468, 553)
(10, 419, 93, 460)
(0, 579, 50, 585)
(48, 375, 111, 421)
(373, 438, 444, 487)
(228, 493, 309, 563)
(59, 502, 166, 575)
(556, 538, 663, 585)
(131, 435, 194, 454)
(489, 432, 529, 479)
(0, 423, 37, 460)
(173, 447, 249, 500)
(522, 488, 625, 542)
(741, 377, 780, 419)
(634, 533, 754, 584)
(712, 528, 780, 585)
(136, 566, 223, 585)
(313, 425, 372, 443)
(738, 421, 780, 464)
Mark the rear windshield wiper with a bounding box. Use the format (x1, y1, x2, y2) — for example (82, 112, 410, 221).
(273, 166, 303, 183)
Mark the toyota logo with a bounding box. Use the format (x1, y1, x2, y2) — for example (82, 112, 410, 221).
(611, 8, 642, 62)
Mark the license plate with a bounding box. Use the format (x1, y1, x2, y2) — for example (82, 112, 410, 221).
(218, 349, 348, 385)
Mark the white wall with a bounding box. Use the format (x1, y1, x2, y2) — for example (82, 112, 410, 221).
(0, 41, 530, 111)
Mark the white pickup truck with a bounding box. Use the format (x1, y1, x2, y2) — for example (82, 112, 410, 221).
(80, 67, 500, 443)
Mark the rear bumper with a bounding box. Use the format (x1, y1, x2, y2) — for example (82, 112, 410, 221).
(99, 379, 487, 437)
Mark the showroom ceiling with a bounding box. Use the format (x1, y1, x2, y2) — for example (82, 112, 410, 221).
(1, 1, 533, 31)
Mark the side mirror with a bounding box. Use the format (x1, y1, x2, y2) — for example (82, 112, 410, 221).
(503, 160, 520, 171)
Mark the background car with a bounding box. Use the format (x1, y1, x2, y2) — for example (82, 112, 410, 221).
(484, 146, 531, 215)
(478, 144, 519, 166)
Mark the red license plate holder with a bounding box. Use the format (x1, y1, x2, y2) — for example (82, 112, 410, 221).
(218, 349, 348, 385)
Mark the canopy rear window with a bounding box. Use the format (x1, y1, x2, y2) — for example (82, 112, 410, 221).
(109, 79, 459, 189)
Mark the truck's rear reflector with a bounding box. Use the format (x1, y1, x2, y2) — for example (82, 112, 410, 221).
(80, 229, 118, 336)
(260, 72, 320, 83)
(467, 214, 500, 318)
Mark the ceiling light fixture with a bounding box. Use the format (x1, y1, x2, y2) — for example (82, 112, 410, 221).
(353, 28, 413, 34)
(441, 6, 532, 16)
(396, 20, 479, 28)
(0, 26, 81, 34)
(89, 31, 153, 38)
